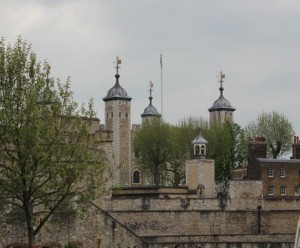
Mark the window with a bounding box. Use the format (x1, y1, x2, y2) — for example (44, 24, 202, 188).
(195, 145, 200, 155)
(294, 186, 300, 196)
(280, 168, 286, 178)
(200, 145, 205, 155)
(133, 170, 141, 184)
(106, 112, 108, 118)
(267, 168, 273, 177)
(111, 112, 113, 118)
(125, 112, 128, 118)
(119, 112, 121, 117)
(268, 185, 274, 196)
(280, 185, 286, 196)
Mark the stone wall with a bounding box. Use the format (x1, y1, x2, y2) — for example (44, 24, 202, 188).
(0, 203, 147, 248)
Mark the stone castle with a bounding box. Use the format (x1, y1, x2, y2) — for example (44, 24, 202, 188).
(2, 61, 300, 248)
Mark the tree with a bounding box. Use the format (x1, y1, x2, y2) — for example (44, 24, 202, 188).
(133, 118, 171, 186)
(245, 111, 294, 158)
(205, 122, 247, 181)
(0, 37, 107, 247)
(165, 117, 209, 186)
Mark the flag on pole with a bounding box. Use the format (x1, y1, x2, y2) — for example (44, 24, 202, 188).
(117, 59, 122, 64)
(160, 54, 162, 68)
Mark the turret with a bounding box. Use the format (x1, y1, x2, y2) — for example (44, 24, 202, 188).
(208, 71, 235, 124)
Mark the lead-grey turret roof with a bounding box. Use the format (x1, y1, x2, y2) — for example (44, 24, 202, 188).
(192, 129, 208, 145)
(103, 74, 132, 102)
(141, 97, 161, 117)
(208, 83, 235, 112)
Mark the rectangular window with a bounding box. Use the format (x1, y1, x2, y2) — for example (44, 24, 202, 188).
(119, 112, 121, 117)
(268, 185, 274, 196)
(106, 112, 108, 118)
(280, 168, 286, 178)
(280, 185, 286, 196)
(111, 112, 113, 118)
(267, 168, 273, 177)
(294, 186, 300, 196)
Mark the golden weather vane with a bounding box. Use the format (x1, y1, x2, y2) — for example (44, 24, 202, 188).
(149, 81, 153, 97)
(114, 56, 122, 74)
(218, 71, 225, 87)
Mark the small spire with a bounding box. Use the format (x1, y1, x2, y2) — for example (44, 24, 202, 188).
(148, 81, 153, 105)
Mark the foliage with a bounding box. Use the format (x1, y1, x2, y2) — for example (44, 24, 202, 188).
(0, 37, 107, 247)
(133, 118, 171, 186)
(245, 111, 294, 158)
(205, 122, 247, 181)
(164, 117, 209, 186)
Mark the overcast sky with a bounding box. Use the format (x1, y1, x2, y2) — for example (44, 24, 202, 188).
(1, 0, 299, 137)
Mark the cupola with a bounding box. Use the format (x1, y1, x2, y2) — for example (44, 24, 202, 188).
(192, 129, 208, 159)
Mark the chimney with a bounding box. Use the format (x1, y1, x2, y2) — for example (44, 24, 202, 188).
(292, 136, 300, 159)
(247, 137, 267, 180)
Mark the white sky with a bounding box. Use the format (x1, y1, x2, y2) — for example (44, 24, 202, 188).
(1, 0, 299, 136)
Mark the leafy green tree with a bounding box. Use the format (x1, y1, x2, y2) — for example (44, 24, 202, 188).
(164, 117, 209, 186)
(0, 37, 107, 247)
(245, 111, 294, 158)
(205, 122, 247, 181)
(133, 118, 171, 186)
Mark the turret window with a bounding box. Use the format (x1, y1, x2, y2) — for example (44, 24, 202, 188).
(200, 145, 205, 155)
(195, 145, 200, 155)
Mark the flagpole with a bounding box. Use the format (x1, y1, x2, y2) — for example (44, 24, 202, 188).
(160, 54, 163, 118)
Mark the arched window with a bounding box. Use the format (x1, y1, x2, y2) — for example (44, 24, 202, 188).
(200, 145, 205, 155)
(133, 170, 140, 184)
(195, 145, 200, 155)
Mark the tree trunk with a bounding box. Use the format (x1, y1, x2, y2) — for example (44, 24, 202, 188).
(24, 196, 35, 248)
(154, 165, 160, 186)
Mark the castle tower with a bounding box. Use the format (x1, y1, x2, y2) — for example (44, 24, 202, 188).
(208, 71, 235, 124)
(103, 57, 132, 186)
(186, 130, 215, 198)
(141, 81, 161, 123)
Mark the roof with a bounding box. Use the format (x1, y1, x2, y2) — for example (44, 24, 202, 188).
(258, 158, 300, 164)
(141, 95, 161, 117)
(192, 130, 208, 144)
(208, 86, 235, 112)
(103, 74, 132, 102)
